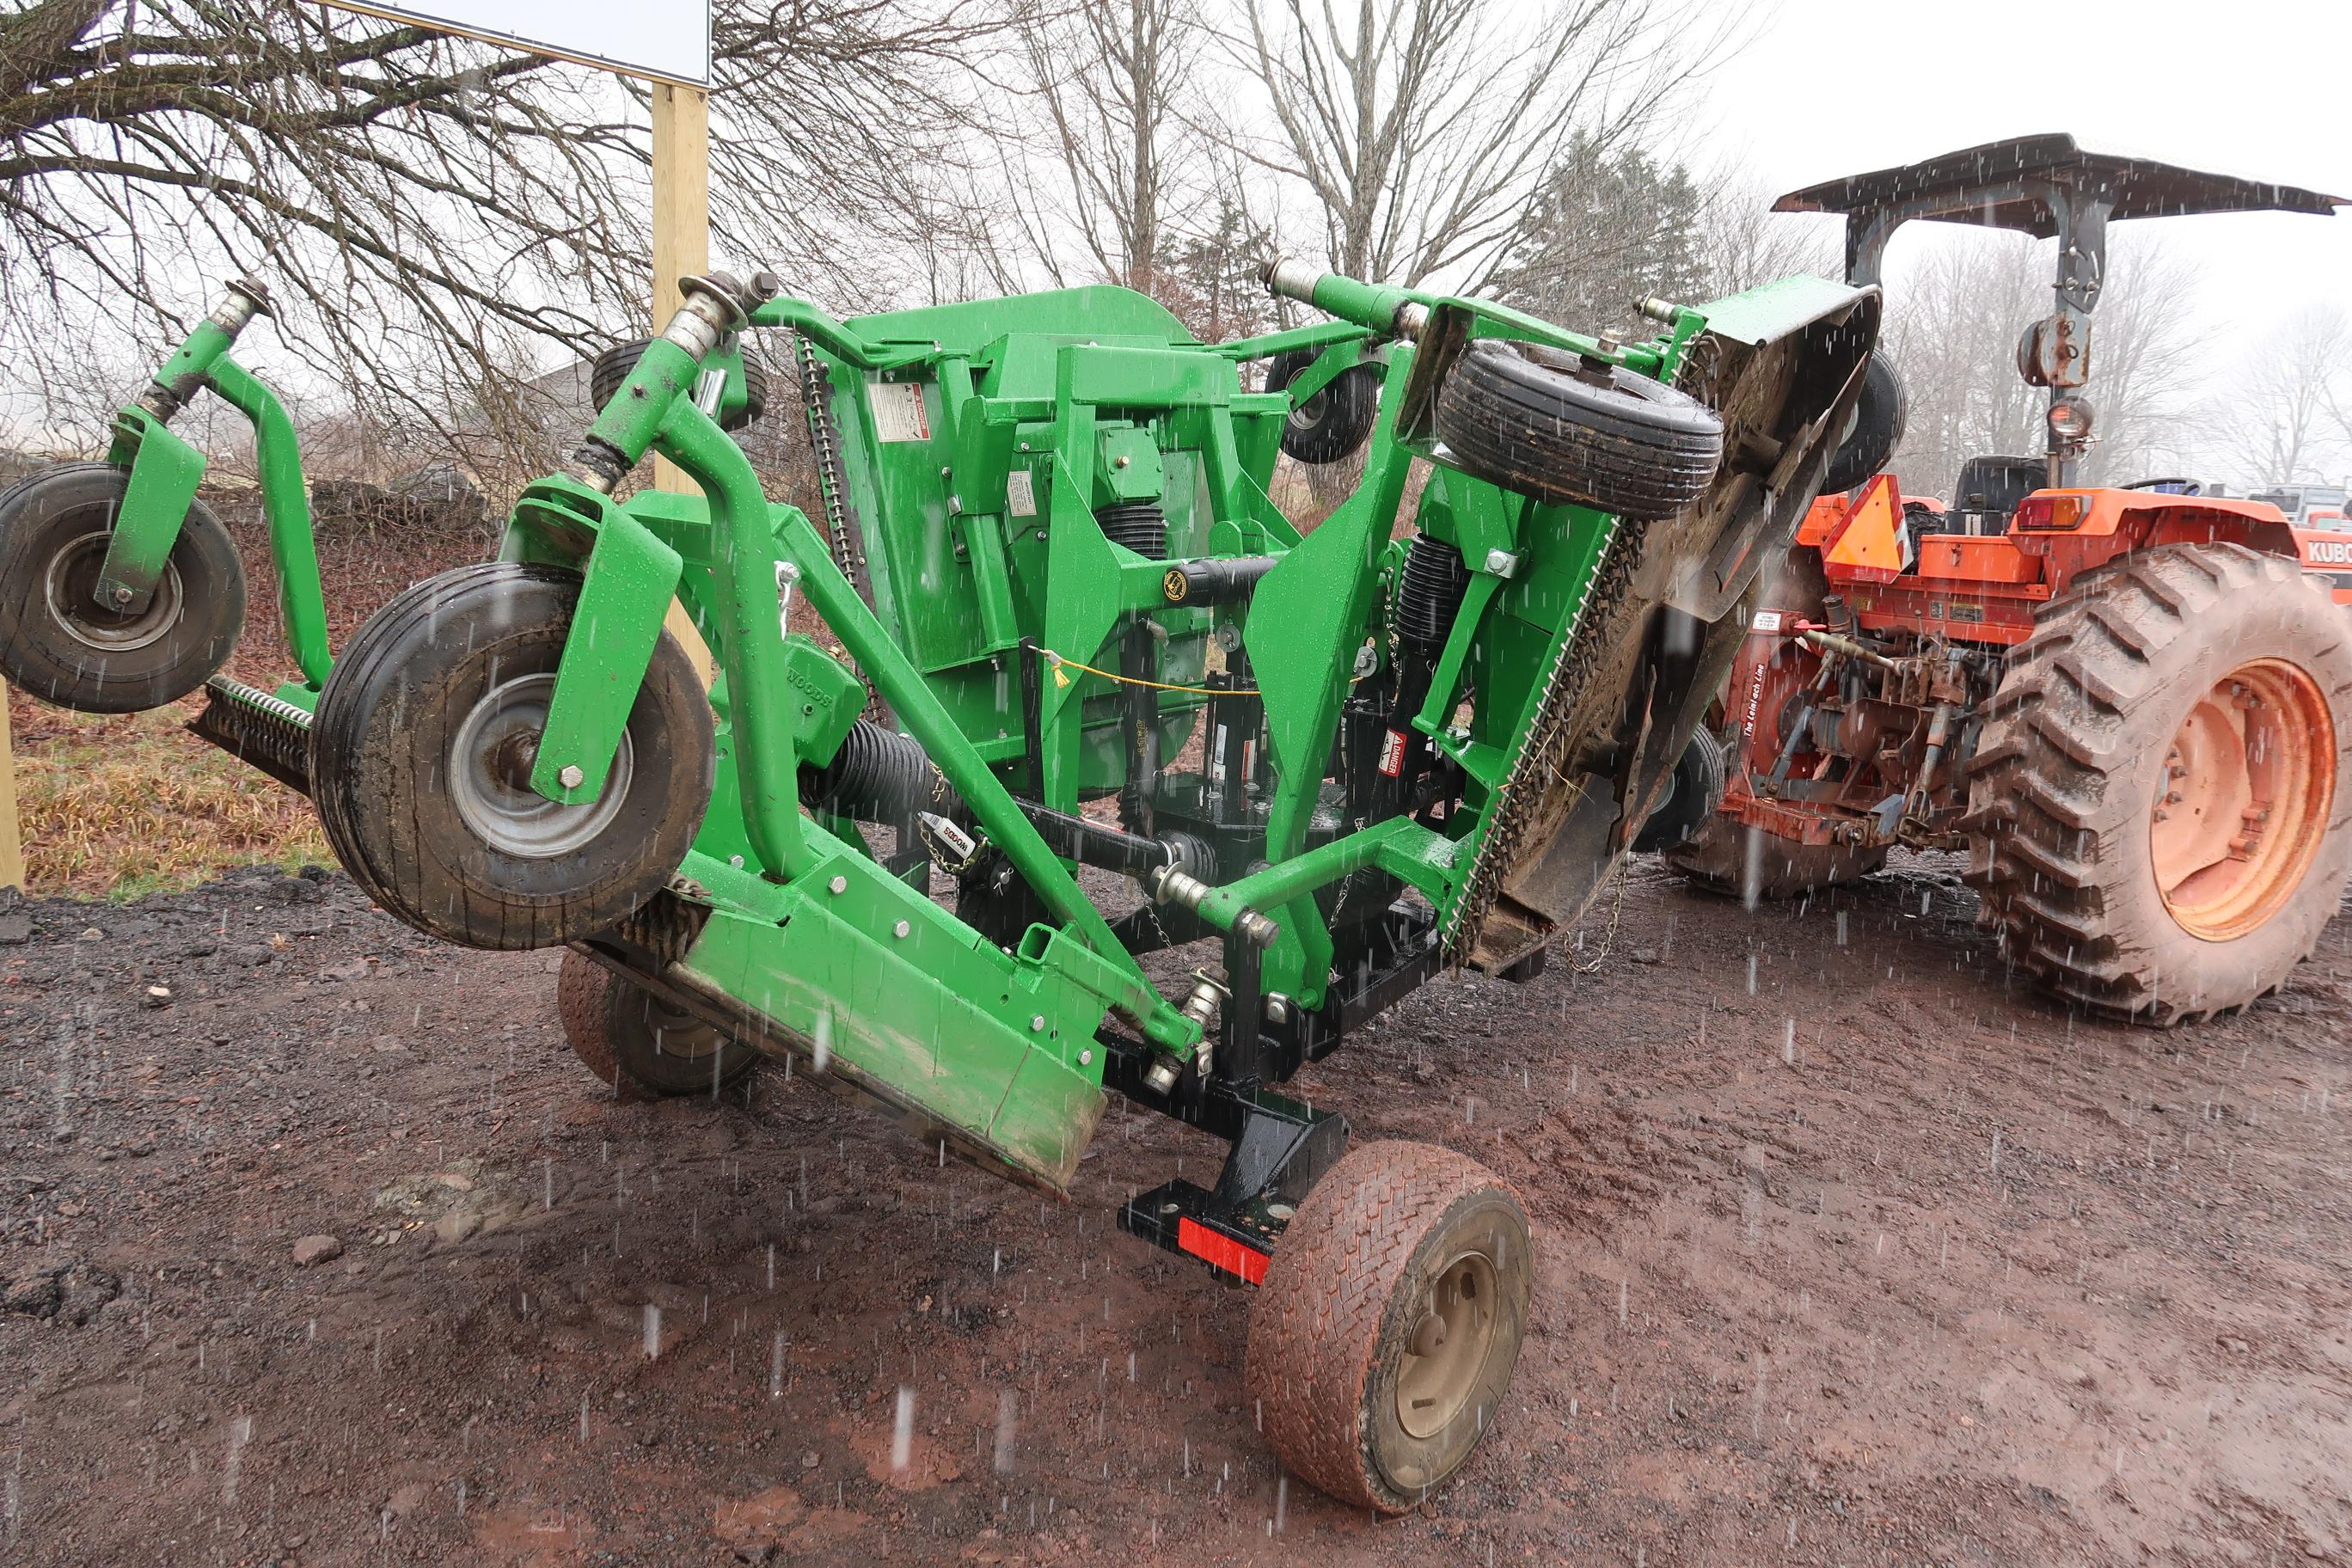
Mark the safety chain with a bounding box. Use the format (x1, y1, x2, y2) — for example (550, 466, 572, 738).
(1565, 866, 1627, 975)
(792, 331, 862, 591)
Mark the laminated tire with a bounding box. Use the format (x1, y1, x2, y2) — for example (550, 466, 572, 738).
(0, 462, 243, 713)
(591, 340, 769, 432)
(1435, 340, 1722, 518)
(1247, 1140, 1532, 1512)
(1819, 350, 1907, 493)
(555, 951, 757, 1098)
(1632, 726, 1728, 854)
(309, 562, 714, 951)
(1265, 348, 1379, 464)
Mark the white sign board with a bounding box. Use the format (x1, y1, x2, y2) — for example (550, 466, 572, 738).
(323, 0, 710, 87)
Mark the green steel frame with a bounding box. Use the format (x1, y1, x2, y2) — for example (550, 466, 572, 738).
(77, 261, 1871, 1204)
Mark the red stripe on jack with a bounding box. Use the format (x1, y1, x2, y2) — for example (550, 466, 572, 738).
(1176, 1216, 1269, 1285)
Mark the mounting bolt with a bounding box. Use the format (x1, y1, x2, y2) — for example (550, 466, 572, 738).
(827, 875, 848, 895)
(108, 584, 133, 606)
(1483, 548, 1520, 579)
(729, 854, 744, 868)
(892, 918, 911, 939)
(1077, 1048, 1093, 1066)
(558, 764, 585, 789)
(1030, 1014, 1046, 1032)
(1264, 993, 1292, 1026)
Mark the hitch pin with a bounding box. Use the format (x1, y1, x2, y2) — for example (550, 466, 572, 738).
(775, 558, 799, 637)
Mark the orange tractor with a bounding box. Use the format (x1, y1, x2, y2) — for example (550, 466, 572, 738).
(1663, 135, 2352, 1023)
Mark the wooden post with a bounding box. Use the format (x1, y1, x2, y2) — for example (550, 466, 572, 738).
(0, 683, 22, 891)
(651, 80, 718, 683)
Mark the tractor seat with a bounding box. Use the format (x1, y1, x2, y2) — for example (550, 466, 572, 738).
(1950, 456, 2045, 535)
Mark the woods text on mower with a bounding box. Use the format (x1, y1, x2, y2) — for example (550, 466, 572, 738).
(0, 260, 1877, 1508)
(1669, 133, 2352, 1027)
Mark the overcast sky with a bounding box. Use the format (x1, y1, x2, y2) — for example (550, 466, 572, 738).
(1701, 0, 2350, 358)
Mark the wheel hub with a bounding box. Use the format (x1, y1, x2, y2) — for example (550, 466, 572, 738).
(43, 530, 184, 652)
(1394, 1251, 1498, 1440)
(2149, 658, 2334, 941)
(449, 672, 634, 859)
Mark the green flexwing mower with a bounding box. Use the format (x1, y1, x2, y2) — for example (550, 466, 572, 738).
(0, 261, 1876, 1510)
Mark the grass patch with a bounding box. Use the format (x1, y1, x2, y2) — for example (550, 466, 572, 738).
(11, 694, 329, 898)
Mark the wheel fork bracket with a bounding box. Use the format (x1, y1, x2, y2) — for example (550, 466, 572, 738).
(97, 411, 207, 616)
(529, 505, 685, 805)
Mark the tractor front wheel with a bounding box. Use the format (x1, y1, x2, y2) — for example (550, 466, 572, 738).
(1246, 1140, 1532, 1512)
(1963, 542, 2352, 1023)
(555, 951, 758, 1098)
(0, 462, 244, 713)
(309, 562, 714, 951)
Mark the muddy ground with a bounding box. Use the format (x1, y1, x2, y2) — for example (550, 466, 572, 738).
(3, 854, 2349, 1567)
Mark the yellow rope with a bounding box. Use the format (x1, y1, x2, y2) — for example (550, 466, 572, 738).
(1040, 649, 1263, 696)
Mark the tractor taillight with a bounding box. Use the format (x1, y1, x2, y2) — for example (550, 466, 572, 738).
(2015, 494, 2088, 530)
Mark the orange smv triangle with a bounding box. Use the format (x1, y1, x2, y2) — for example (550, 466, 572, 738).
(1822, 473, 1908, 585)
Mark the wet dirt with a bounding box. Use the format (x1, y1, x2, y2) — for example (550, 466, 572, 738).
(2, 854, 2348, 1565)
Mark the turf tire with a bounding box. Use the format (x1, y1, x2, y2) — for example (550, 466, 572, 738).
(0, 462, 243, 713)
(1246, 1140, 1532, 1513)
(309, 562, 714, 951)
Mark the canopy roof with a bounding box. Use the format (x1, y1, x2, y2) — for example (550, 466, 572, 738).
(1773, 132, 2345, 236)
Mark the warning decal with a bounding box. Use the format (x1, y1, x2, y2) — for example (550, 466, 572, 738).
(868, 379, 932, 443)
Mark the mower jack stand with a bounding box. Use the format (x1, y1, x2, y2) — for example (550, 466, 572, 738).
(1118, 1076, 1349, 1286)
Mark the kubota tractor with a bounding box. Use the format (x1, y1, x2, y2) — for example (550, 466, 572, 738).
(1666, 134, 2352, 1023)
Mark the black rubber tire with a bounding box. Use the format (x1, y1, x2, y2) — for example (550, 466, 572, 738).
(1820, 350, 1908, 493)
(1436, 340, 1722, 518)
(1246, 1140, 1532, 1513)
(309, 562, 714, 951)
(591, 340, 769, 433)
(1666, 817, 1888, 901)
(0, 462, 243, 713)
(1266, 349, 1379, 464)
(555, 951, 757, 1098)
(1961, 543, 2352, 1024)
(1632, 726, 1729, 854)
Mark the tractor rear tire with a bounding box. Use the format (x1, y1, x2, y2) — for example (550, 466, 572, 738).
(1265, 349, 1380, 464)
(1665, 816, 1888, 900)
(555, 951, 757, 1098)
(310, 562, 714, 951)
(1435, 340, 1722, 518)
(1246, 1140, 1532, 1513)
(0, 462, 244, 713)
(1962, 542, 2352, 1023)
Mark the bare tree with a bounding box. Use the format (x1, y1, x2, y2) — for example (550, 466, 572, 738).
(2205, 307, 2351, 487)
(1691, 174, 1836, 299)
(1874, 231, 2202, 494)
(1016, 0, 1204, 293)
(0, 0, 1010, 453)
(1230, 0, 1702, 288)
